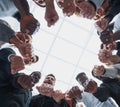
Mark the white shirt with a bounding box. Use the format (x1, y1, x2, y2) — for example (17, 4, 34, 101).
(76, 92, 118, 107)
(0, 0, 18, 17)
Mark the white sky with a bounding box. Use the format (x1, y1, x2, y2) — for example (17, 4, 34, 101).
(1, 0, 104, 96)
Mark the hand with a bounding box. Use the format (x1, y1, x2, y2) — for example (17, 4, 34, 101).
(75, 1, 96, 19)
(10, 55, 25, 74)
(30, 71, 41, 84)
(84, 80, 98, 93)
(16, 32, 32, 43)
(98, 49, 112, 63)
(17, 42, 33, 58)
(67, 86, 83, 99)
(57, 0, 76, 17)
(45, 8, 59, 27)
(64, 96, 74, 107)
(52, 90, 65, 103)
(23, 55, 39, 65)
(20, 15, 40, 35)
(99, 24, 114, 44)
(10, 33, 33, 58)
(102, 42, 117, 51)
(95, 18, 110, 32)
(36, 83, 54, 97)
(94, 7, 105, 20)
(92, 65, 105, 77)
(17, 75, 34, 89)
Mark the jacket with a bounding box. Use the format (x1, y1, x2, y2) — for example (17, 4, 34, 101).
(29, 94, 70, 107)
(0, 48, 32, 107)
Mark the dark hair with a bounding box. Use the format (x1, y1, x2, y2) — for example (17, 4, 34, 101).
(30, 71, 41, 76)
(46, 74, 56, 80)
(35, 55, 39, 62)
(32, 55, 39, 63)
(100, 43, 104, 49)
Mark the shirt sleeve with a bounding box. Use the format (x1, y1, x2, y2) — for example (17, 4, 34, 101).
(105, 0, 120, 22)
(56, 99, 70, 107)
(93, 83, 111, 102)
(10, 73, 25, 89)
(0, 48, 16, 62)
(102, 64, 120, 78)
(0, 19, 15, 43)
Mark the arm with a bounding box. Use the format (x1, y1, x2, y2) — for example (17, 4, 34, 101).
(56, 99, 70, 107)
(65, 97, 76, 107)
(67, 86, 106, 107)
(0, 48, 16, 86)
(13, 0, 30, 17)
(92, 64, 120, 79)
(75, 92, 90, 106)
(13, 73, 34, 89)
(93, 83, 111, 102)
(106, 63, 120, 77)
(10, 73, 25, 89)
(80, 92, 117, 107)
(0, 48, 25, 74)
(0, 20, 15, 43)
(13, 0, 40, 35)
(67, 86, 82, 106)
(0, 48, 16, 62)
(108, 55, 120, 65)
(113, 30, 120, 41)
(0, 20, 31, 51)
(104, 0, 120, 22)
(52, 90, 70, 107)
(44, 0, 59, 27)
(102, 67, 120, 79)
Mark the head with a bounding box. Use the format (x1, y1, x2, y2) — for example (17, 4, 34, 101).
(31, 55, 39, 63)
(56, 0, 76, 17)
(43, 74, 56, 86)
(98, 23, 114, 44)
(30, 71, 41, 84)
(76, 72, 89, 88)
